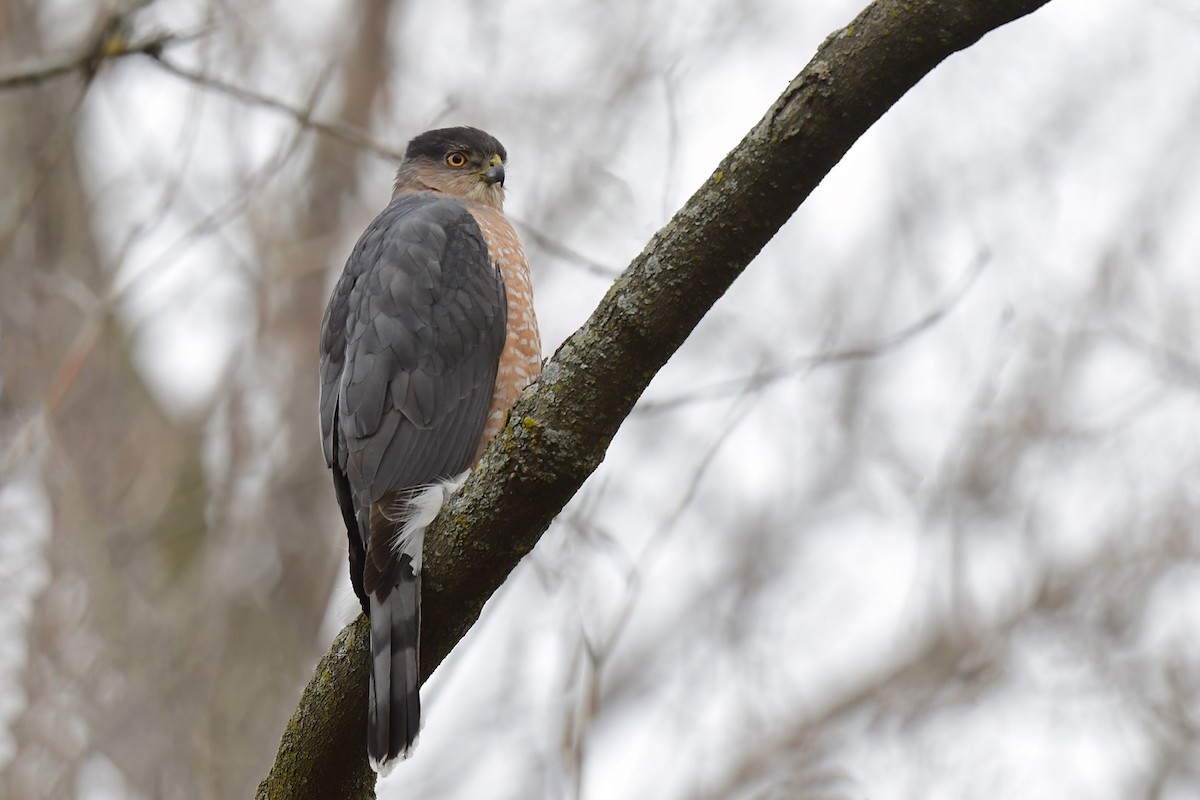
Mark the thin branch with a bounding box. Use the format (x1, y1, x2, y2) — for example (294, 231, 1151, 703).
(690, 530, 1165, 800)
(517, 220, 622, 278)
(0, 19, 185, 90)
(0, 11, 403, 164)
(150, 55, 405, 162)
(636, 248, 990, 414)
(1115, 324, 1200, 393)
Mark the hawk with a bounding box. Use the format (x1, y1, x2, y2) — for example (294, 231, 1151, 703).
(319, 126, 541, 773)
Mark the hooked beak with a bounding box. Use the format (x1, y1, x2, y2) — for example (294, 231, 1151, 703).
(482, 163, 505, 186)
(482, 154, 505, 186)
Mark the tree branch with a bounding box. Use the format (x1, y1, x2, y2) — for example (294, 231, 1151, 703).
(255, 617, 375, 800)
(0, 1, 182, 90)
(150, 55, 406, 162)
(635, 248, 991, 414)
(259, 0, 1054, 795)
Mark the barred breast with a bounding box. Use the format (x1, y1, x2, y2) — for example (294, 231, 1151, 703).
(466, 204, 541, 459)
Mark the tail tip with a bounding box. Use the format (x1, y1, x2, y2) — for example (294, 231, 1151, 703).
(369, 737, 418, 777)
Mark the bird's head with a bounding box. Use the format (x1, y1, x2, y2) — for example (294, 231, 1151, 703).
(393, 126, 508, 210)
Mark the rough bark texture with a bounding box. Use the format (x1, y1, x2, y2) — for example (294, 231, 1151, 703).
(261, 0, 1053, 795)
(256, 617, 374, 800)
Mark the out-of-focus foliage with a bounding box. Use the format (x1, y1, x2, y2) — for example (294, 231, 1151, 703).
(2, 0, 1199, 798)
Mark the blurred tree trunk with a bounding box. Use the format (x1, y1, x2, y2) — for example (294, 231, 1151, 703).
(216, 0, 403, 792)
(0, 1, 401, 797)
(243, 0, 402, 643)
(0, 1, 186, 796)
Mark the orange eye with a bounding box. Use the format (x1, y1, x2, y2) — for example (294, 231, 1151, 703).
(446, 152, 468, 168)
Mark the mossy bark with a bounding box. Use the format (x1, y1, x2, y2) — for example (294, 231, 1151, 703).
(256, 617, 374, 800)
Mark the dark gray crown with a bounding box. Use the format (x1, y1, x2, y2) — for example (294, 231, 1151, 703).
(404, 127, 506, 162)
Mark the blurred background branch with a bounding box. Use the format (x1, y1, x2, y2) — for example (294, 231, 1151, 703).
(0, 1, 179, 89)
(2, 0, 1199, 798)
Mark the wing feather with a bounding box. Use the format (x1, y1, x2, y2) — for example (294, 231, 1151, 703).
(318, 193, 506, 594)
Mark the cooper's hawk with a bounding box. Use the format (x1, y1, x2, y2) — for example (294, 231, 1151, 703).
(318, 127, 541, 773)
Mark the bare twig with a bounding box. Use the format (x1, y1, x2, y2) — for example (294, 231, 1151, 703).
(0, 20, 184, 90)
(0, 7, 400, 168)
(691, 529, 1181, 800)
(636, 249, 991, 414)
(150, 55, 405, 162)
(518, 220, 622, 278)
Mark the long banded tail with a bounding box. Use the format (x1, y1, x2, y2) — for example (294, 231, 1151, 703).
(367, 567, 420, 775)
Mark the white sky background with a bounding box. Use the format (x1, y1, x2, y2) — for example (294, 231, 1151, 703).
(4, 0, 1200, 797)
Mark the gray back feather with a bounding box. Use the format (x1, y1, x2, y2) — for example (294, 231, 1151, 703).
(319, 193, 506, 591)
